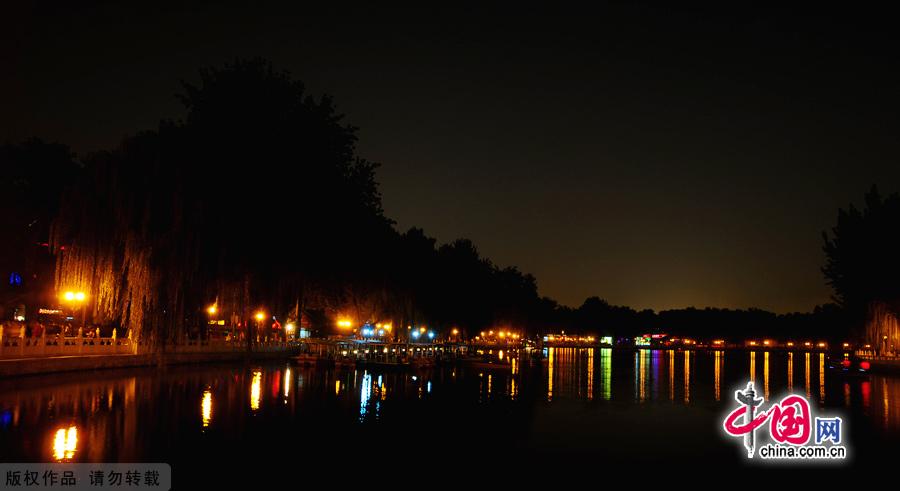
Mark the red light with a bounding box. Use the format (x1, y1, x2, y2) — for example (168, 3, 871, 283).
(841, 359, 851, 368)
(860, 361, 870, 371)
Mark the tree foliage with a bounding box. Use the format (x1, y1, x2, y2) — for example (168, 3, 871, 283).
(823, 185, 900, 315)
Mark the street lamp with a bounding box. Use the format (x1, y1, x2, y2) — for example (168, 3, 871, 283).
(62, 291, 87, 332)
(205, 304, 218, 342)
(253, 311, 266, 344)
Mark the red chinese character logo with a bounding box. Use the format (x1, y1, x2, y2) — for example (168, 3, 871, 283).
(723, 383, 812, 457)
(768, 395, 810, 444)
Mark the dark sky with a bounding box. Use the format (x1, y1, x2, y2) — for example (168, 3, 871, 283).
(5, 3, 900, 313)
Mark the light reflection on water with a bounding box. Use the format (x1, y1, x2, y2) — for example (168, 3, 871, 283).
(0, 351, 899, 464)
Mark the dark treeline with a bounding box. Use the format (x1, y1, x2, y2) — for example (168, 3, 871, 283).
(822, 186, 900, 350)
(0, 59, 889, 345)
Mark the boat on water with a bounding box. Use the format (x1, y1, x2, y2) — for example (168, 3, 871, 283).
(825, 353, 870, 378)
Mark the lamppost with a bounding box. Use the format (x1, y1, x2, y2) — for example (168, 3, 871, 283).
(63, 291, 87, 333)
(206, 304, 217, 342)
(255, 311, 266, 343)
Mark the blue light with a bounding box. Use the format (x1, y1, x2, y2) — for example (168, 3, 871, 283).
(411, 331, 420, 339)
(428, 331, 435, 339)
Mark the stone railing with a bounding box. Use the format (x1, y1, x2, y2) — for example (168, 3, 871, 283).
(0, 335, 299, 359)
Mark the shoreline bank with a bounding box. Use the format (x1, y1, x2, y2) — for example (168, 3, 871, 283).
(0, 349, 299, 378)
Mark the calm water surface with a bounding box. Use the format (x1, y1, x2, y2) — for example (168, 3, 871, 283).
(2, 349, 899, 484)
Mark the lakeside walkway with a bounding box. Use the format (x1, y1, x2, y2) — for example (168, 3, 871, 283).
(0, 337, 301, 377)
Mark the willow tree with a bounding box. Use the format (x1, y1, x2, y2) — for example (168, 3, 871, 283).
(823, 185, 900, 351)
(51, 58, 394, 348)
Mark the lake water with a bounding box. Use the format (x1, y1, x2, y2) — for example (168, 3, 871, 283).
(2, 348, 898, 485)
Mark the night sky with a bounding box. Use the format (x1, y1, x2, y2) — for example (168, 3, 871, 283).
(5, 3, 900, 313)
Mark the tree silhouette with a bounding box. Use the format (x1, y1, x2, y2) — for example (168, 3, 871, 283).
(0, 139, 80, 319)
(823, 185, 900, 348)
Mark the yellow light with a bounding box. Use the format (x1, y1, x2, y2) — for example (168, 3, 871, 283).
(207, 305, 217, 315)
(499, 332, 506, 338)
(787, 341, 794, 347)
(383, 324, 392, 331)
(419, 327, 426, 333)
(817, 342, 826, 348)
(53, 426, 78, 461)
(53, 429, 66, 460)
(255, 312, 265, 321)
(74, 291, 85, 301)
(337, 319, 352, 328)
(452, 328, 459, 335)
(763, 340, 770, 346)
(489, 330, 494, 336)
(749, 341, 757, 346)
(285, 323, 295, 332)
(284, 368, 291, 398)
(63, 291, 75, 301)
(250, 371, 261, 410)
(842, 342, 849, 348)
(202, 389, 212, 427)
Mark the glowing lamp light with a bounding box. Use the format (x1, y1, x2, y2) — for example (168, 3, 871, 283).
(411, 330, 420, 339)
(207, 305, 217, 315)
(285, 323, 295, 333)
(255, 312, 265, 322)
(427, 331, 435, 339)
(63, 291, 86, 302)
(452, 328, 459, 336)
(337, 319, 353, 328)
